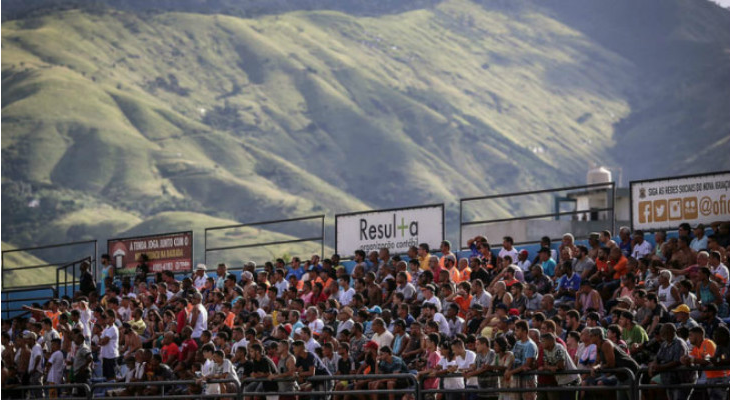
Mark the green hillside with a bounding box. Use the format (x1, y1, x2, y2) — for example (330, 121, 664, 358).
(2, 0, 728, 260)
(1, 241, 70, 288)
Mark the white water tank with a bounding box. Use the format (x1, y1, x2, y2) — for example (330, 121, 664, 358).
(587, 166, 612, 185)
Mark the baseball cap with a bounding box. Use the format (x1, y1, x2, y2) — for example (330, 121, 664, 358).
(364, 340, 379, 350)
(23, 331, 37, 340)
(195, 264, 207, 271)
(616, 296, 633, 306)
(283, 324, 293, 335)
(368, 306, 382, 314)
(508, 308, 520, 316)
(672, 304, 691, 314)
(443, 254, 456, 263)
(242, 271, 253, 280)
(519, 250, 529, 256)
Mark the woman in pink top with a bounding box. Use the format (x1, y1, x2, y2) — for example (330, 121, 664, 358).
(416, 333, 442, 390)
(576, 281, 605, 316)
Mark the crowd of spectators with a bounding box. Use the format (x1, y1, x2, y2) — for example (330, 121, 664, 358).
(2, 221, 730, 400)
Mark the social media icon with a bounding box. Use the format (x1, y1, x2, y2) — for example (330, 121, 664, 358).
(683, 197, 698, 219)
(638, 201, 653, 223)
(653, 199, 667, 222)
(668, 198, 683, 220)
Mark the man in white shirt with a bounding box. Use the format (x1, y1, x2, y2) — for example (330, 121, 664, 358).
(188, 292, 208, 340)
(499, 236, 520, 264)
(452, 339, 477, 386)
(516, 250, 532, 274)
(305, 307, 325, 336)
(45, 339, 65, 386)
(300, 327, 321, 353)
(99, 312, 119, 381)
(26, 331, 45, 395)
(273, 269, 289, 298)
(230, 327, 248, 356)
(371, 318, 394, 349)
(631, 230, 653, 259)
(338, 276, 356, 307)
(690, 224, 708, 252)
(395, 271, 416, 301)
(708, 251, 729, 288)
(470, 280, 492, 310)
(336, 307, 355, 337)
(422, 284, 442, 313)
(422, 302, 451, 337)
(193, 264, 209, 290)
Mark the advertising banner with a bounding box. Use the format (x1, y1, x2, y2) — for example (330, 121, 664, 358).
(336, 204, 444, 258)
(630, 171, 730, 231)
(108, 231, 193, 276)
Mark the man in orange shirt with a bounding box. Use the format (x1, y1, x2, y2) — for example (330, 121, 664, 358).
(23, 300, 61, 330)
(457, 258, 471, 282)
(681, 326, 729, 398)
(443, 255, 461, 283)
(596, 247, 629, 300)
(445, 281, 473, 318)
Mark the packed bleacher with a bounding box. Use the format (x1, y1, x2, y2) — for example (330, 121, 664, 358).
(2, 221, 730, 400)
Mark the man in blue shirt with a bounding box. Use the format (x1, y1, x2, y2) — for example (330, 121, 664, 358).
(506, 320, 537, 400)
(538, 247, 556, 278)
(368, 345, 410, 400)
(555, 262, 581, 304)
(286, 257, 305, 281)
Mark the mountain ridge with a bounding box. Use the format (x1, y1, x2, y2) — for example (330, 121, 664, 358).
(2, 0, 728, 258)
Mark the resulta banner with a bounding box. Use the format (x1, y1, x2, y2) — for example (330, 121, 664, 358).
(336, 205, 444, 258)
(109, 231, 193, 276)
(631, 171, 730, 231)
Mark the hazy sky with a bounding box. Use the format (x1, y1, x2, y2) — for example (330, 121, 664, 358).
(712, 0, 730, 7)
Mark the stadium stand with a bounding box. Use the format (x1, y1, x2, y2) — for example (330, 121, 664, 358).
(2, 214, 730, 399)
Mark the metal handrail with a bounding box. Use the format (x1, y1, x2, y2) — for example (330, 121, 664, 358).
(241, 373, 419, 399)
(204, 214, 326, 266)
(9, 383, 91, 399)
(1, 286, 56, 319)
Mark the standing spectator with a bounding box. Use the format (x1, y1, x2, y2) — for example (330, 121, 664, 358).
(79, 261, 97, 296)
(99, 312, 119, 381)
(539, 333, 580, 399)
(72, 330, 92, 397)
(506, 320, 537, 400)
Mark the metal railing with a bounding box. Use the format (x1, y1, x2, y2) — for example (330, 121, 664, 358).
(459, 182, 616, 250)
(420, 368, 636, 400)
(91, 378, 241, 399)
(3, 365, 730, 400)
(204, 214, 326, 266)
(1, 239, 97, 291)
(0, 285, 56, 319)
(56, 257, 92, 299)
(241, 373, 419, 399)
(636, 365, 730, 398)
(6, 383, 91, 399)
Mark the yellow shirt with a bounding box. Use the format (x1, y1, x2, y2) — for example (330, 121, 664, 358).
(129, 318, 146, 336)
(418, 255, 430, 271)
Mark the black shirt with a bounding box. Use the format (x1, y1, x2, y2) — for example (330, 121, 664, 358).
(252, 356, 278, 390)
(296, 352, 331, 376)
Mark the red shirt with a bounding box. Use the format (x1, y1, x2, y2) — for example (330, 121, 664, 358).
(161, 342, 180, 364)
(179, 338, 198, 364)
(176, 309, 188, 335)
